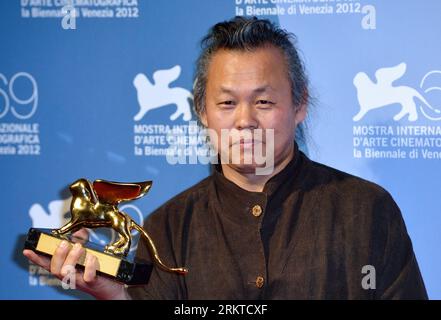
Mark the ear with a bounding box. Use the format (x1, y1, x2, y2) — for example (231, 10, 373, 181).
(199, 110, 208, 128)
(293, 88, 308, 126)
(294, 103, 307, 126)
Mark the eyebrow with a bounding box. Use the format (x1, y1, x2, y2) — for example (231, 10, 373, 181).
(219, 85, 273, 94)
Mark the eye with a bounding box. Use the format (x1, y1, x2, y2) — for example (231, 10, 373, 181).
(217, 101, 236, 109)
(256, 100, 275, 108)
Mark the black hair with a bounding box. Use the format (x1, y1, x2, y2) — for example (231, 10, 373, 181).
(193, 16, 310, 142)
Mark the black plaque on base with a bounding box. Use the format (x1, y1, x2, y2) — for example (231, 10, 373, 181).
(24, 228, 152, 285)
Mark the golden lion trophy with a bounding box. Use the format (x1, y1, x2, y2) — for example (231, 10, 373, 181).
(24, 178, 188, 285)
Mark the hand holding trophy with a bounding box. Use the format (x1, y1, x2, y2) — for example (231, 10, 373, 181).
(23, 178, 188, 297)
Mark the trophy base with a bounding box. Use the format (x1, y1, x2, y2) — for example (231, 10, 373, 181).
(24, 228, 152, 285)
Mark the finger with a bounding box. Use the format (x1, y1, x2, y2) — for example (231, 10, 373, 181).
(23, 249, 51, 271)
(61, 243, 85, 277)
(72, 228, 89, 241)
(83, 253, 98, 284)
(50, 240, 71, 276)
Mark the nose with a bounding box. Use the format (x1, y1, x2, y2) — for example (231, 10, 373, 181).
(234, 103, 258, 130)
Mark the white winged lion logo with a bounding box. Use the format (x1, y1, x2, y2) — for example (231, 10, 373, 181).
(353, 62, 441, 122)
(133, 65, 193, 122)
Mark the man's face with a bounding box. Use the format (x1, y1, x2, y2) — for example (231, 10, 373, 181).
(201, 45, 306, 174)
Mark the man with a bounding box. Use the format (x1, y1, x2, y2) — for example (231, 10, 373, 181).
(23, 16, 427, 299)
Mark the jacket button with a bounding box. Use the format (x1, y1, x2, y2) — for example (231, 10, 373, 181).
(251, 205, 262, 217)
(255, 276, 264, 288)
